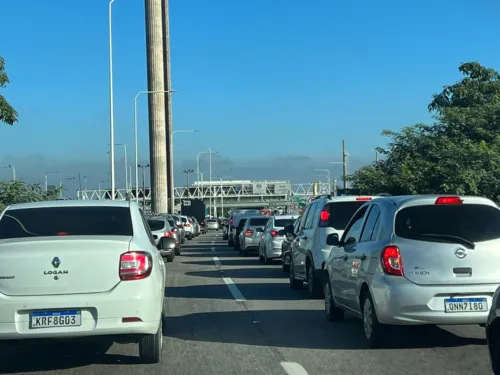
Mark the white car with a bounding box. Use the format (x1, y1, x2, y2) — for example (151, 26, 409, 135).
(0, 199, 169, 363)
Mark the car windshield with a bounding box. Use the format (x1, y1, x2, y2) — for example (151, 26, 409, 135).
(275, 219, 296, 227)
(395, 204, 500, 243)
(0, 207, 133, 239)
(250, 218, 269, 226)
(324, 201, 368, 230)
(147, 219, 165, 231)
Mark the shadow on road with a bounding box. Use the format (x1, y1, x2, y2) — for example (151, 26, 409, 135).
(0, 342, 141, 373)
(183, 259, 261, 267)
(185, 268, 286, 280)
(164, 309, 487, 350)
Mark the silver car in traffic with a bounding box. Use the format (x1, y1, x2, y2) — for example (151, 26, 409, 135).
(239, 216, 270, 256)
(206, 219, 219, 231)
(323, 195, 500, 348)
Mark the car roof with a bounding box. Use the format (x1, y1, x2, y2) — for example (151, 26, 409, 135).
(273, 215, 299, 219)
(6, 199, 131, 210)
(248, 215, 269, 220)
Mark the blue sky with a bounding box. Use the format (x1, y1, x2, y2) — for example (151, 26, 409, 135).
(1, 0, 499, 193)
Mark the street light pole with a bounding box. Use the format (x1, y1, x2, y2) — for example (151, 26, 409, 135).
(45, 170, 60, 192)
(1, 165, 15, 181)
(138, 164, 150, 210)
(183, 169, 194, 189)
(133, 89, 178, 203)
(216, 176, 231, 217)
(196, 150, 217, 199)
(108, 0, 117, 200)
(209, 148, 213, 217)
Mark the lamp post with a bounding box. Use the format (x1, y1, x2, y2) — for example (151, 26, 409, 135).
(0, 165, 15, 181)
(45, 170, 60, 192)
(196, 149, 218, 202)
(216, 176, 231, 217)
(314, 168, 331, 193)
(138, 164, 150, 210)
(108, 0, 118, 200)
(108, 143, 128, 192)
(170, 129, 200, 211)
(133, 90, 178, 203)
(183, 169, 194, 189)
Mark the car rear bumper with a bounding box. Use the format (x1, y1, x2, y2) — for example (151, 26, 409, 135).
(372, 276, 497, 325)
(0, 282, 163, 339)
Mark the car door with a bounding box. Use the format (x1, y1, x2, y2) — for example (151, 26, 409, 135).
(295, 204, 315, 277)
(331, 205, 369, 307)
(342, 204, 381, 311)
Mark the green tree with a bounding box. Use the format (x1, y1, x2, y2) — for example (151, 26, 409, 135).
(0, 180, 62, 211)
(349, 62, 500, 201)
(0, 56, 18, 125)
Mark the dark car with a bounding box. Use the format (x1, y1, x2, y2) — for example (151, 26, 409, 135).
(487, 286, 500, 374)
(280, 216, 300, 272)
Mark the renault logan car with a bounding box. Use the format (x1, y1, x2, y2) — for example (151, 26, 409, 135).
(0, 200, 169, 363)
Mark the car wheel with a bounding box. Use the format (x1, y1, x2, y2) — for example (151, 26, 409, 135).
(307, 263, 323, 299)
(362, 292, 384, 348)
(242, 248, 247, 257)
(281, 253, 290, 272)
(264, 250, 271, 265)
(289, 259, 303, 290)
(138, 316, 163, 363)
(174, 247, 181, 256)
(324, 277, 344, 321)
(166, 253, 175, 263)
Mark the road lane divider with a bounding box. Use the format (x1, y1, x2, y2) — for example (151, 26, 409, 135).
(222, 277, 246, 302)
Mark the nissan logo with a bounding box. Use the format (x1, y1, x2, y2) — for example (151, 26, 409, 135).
(455, 248, 467, 259)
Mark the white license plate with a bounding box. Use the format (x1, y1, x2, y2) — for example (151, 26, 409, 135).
(444, 298, 488, 313)
(30, 310, 82, 329)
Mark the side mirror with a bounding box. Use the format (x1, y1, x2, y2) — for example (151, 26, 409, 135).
(326, 233, 340, 246)
(153, 234, 158, 240)
(255, 227, 264, 233)
(158, 236, 176, 250)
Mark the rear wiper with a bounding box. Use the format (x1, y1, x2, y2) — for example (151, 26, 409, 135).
(419, 234, 475, 250)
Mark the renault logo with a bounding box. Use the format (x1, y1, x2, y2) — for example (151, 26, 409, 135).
(455, 248, 467, 259)
(51, 257, 61, 268)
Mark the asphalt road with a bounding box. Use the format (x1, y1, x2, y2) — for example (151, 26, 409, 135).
(0, 232, 493, 375)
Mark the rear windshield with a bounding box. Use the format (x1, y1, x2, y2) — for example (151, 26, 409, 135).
(207, 219, 217, 222)
(0, 206, 133, 239)
(324, 201, 367, 230)
(395, 204, 500, 243)
(275, 219, 296, 227)
(167, 219, 176, 228)
(147, 219, 165, 231)
(250, 218, 269, 226)
(181, 217, 187, 223)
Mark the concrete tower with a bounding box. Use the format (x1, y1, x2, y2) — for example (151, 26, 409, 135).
(145, 0, 168, 213)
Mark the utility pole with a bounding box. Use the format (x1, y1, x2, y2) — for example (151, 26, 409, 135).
(139, 164, 150, 210)
(342, 140, 347, 189)
(183, 169, 194, 189)
(145, 0, 168, 213)
(162, 0, 174, 213)
(375, 150, 379, 163)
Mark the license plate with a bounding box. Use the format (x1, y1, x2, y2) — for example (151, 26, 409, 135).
(444, 297, 488, 313)
(30, 310, 82, 329)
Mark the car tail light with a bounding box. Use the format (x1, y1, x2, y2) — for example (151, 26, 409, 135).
(381, 246, 403, 276)
(318, 209, 330, 227)
(185, 223, 190, 227)
(230, 218, 234, 223)
(245, 229, 254, 237)
(57, 232, 69, 236)
(271, 230, 278, 237)
(164, 231, 172, 237)
(119, 251, 153, 281)
(356, 197, 372, 201)
(122, 317, 142, 323)
(171, 228, 177, 233)
(435, 196, 463, 204)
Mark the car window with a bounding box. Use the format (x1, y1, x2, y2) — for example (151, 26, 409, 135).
(237, 219, 247, 230)
(395, 204, 500, 243)
(360, 205, 381, 242)
(304, 203, 318, 229)
(0, 206, 133, 239)
(323, 201, 368, 230)
(341, 206, 369, 244)
(147, 219, 165, 231)
(250, 218, 269, 226)
(167, 219, 176, 228)
(298, 205, 312, 231)
(139, 210, 157, 246)
(275, 219, 297, 227)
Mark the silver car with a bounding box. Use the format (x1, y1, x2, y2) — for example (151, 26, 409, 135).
(239, 216, 270, 256)
(206, 219, 219, 231)
(323, 195, 500, 348)
(179, 215, 193, 240)
(147, 217, 179, 262)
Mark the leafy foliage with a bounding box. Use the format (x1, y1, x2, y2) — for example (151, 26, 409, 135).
(349, 62, 500, 202)
(0, 181, 62, 211)
(0, 56, 18, 125)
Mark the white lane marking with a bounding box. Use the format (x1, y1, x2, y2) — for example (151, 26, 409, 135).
(222, 277, 246, 302)
(280, 362, 310, 375)
(213, 256, 221, 267)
